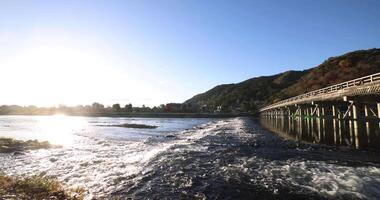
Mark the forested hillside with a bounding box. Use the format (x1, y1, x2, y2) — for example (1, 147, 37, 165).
(185, 48, 380, 111)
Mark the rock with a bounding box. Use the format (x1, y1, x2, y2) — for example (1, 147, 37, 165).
(97, 123, 158, 129)
(13, 151, 25, 156)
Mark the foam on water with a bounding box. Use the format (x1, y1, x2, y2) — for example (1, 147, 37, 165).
(258, 159, 380, 199)
(113, 118, 380, 199)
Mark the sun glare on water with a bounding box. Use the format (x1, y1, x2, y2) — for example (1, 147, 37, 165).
(36, 114, 86, 146)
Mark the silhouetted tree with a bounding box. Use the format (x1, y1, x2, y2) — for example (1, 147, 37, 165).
(112, 104, 121, 112)
(124, 104, 132, 112)
(92, 102, 105, 112)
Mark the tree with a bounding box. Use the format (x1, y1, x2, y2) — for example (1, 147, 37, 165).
(124, 104, 132, 112)
(241, 100, 257, 114)
(112, 104, 121, 112)
(92, 102, 105, 111)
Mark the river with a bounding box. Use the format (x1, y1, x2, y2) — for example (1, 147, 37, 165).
(0, 115, 379, 199)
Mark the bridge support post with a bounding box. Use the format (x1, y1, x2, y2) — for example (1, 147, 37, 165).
(344, 96, 369, 149)
(352, 103, 360, 149)
(309, 106, 315, 142)
(345, 102, 354, 146)
(306, 105, 311, 139)
(332, 105, 339, 145)
(321, 105, 326, 143)
(297, 105, 304, 141)
(316, 105, 322, 143)
(377, 103, 380, 132)
(338, 106, 343, 145)
(364, 105, 371, 146)
(287, 107, 292, 134)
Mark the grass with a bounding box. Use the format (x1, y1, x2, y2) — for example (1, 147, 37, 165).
(0, 138, 83, 199)
(0, 173, 85, 200)
(0, 137, 60, 153)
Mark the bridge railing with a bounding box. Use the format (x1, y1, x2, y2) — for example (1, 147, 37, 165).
(260, 72, 380, 111)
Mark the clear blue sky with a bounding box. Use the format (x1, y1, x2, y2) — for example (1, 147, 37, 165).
(0, 0, 379, 106)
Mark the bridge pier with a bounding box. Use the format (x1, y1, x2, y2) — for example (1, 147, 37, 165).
(352, 103, 361, 149)
(297, 105, 304, 142)
(305, 105, 311, 140)
(260, 92, 380, 150)
(332, 105, 339, 145)
(344, 97, 371, 149)
(364, 105, 372, 146)
(259, 72, 380, 150)
(261, 100, 380, 150)
(377, 103, 380, 137)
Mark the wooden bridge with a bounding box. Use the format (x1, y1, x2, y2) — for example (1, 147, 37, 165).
(259, 72, 380, 149)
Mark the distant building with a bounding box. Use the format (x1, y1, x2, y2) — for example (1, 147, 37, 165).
(200, 104, 214, 113)
(164, 103, 199, 113)
(165, 103, 183, 112)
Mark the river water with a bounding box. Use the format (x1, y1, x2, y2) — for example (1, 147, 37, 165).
(0, 115, 379, 199)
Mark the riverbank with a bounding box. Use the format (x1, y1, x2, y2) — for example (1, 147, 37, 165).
(0, 112, 248, 118)
(0, 138, 81, 199)
(0, 174, 84, 200)
(0, 137, 59, 154)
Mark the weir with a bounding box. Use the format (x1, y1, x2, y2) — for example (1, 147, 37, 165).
(259, 72, 380, 150)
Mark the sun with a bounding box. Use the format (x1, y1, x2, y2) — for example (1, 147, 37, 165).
(36, 114, 87, 146)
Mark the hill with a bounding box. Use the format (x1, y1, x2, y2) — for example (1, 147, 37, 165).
(185, 48, 380, 112)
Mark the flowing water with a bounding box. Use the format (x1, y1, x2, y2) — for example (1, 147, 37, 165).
(0, 115, 379, 199)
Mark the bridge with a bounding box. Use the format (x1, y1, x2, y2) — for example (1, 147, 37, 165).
(259, 72, 380, 149)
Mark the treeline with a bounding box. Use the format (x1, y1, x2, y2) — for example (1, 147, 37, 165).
(0, 101, 257, 116)
(0, 102, 199, 116)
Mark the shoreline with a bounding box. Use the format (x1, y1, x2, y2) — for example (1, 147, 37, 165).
(0, 173, 84, 200)
(0, 112, 251, 118)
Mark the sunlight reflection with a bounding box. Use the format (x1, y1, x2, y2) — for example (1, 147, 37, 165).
(36, 115, 86, 146)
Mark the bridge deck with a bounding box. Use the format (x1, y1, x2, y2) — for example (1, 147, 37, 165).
(260, 72, 380, 112)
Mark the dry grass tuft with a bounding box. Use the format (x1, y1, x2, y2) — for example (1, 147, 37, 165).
(0, 173, 84, 200)
(0, 137, 61, 153)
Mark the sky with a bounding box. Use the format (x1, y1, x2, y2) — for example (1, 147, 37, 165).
(0, 0, 379, 107)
